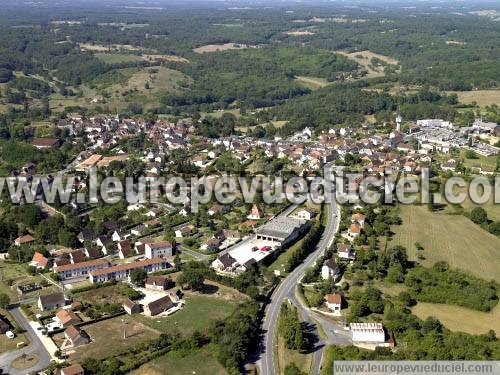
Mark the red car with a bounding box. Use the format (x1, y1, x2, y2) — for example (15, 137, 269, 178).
(261, 246, 271, 252)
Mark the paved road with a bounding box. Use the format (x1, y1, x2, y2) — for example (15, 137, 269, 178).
(177, 245, 210, 261)
(0, 307, 52, 375)
(258, 171, 340, 375)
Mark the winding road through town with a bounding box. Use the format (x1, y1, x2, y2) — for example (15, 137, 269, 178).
(257, 164, 342, 375)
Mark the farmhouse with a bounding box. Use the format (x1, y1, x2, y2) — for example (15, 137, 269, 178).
(30, 251, 50, 269)
(54, 258, 110, 280)
(63, 325, 90, 348)
(337, 243, 355, 261)
(61, 364, 85, 375)
(118, 240, 133, 259)
(14, 234, 35, 247)
(145, 275, 172, 291)
(347, 223, 361, 241)
(295, 208, 316, 220)
(144, 295, 176, 316)
(175, 224, 195, 238)
(89, 258, 170, 283)
(123, 299, 142, 315)
(38, 292, 66, 311)
(247, 204, 264, 220)
(56, 309, 81, 328)
(321, 259, 341, 281)
(32, 138, 61, 149)
(325, 293, 343, 315)
(145, 241, 173, 259)
(212, 253, 238, 272)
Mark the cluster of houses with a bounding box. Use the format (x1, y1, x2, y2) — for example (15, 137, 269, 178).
(27, 226, 174, 284)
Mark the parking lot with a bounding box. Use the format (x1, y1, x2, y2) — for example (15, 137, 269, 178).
(228, 238, 279, 265)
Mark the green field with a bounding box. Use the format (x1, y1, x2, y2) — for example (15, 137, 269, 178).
(294, 76, 329, 90)
(412, 302, 500, 335)
(50, 66, 191, 112)
(52, 315, 160, 361)
(268, 238, 306, 276)
(448, 185, 500, 222)
(137, 295, 238, 336)
(95, 53, 145, 64)
(390, 205, 500, 282)
(276, 334, 312, 375)
(459, 148, 498, 170)
(131, 346, 227, 375)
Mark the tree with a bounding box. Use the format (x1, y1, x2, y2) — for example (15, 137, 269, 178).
(277, 302, 309, 350)
(130, 269, 147, 285)
(285, 363, 307, 375)
(177, 268, 204, 291)
(173, 253, 182, 271)
(0, 293, 10, 308)
(488, 221, 500, 236)
(470, 207, 488, 225)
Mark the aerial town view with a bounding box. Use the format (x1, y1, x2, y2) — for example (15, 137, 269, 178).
(0, 0, 499, 374)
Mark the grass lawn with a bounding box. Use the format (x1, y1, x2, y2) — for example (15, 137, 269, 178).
(459, 149, 498, 170)
(53, 315, 160, 361)
(390, 205, 500, 282)
(11, 354, 39, 369)
(137, 294, 238, 336)
(71, 284, 135, 305)
(445, 184, 500, 222)
(374, 281, 407, 297)
(276, 334, 312, 375)
(131, 346, 227, 375)
(412, 302, 500, 335)
(0, 262, 57, 302)
(268, 238, 306, 276)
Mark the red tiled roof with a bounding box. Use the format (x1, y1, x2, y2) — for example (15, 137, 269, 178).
(31, 252, 49, 267)
(54, 258, 109, 273)
(326, 294, 342, 304)
(89, 258, 168, 277)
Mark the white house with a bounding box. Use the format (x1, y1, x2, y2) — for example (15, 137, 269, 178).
(337, 243, 355, 261)
(295, 208, 316, 221)
(145, 241, 173, 259)
(325, 294, 342, 315)
(321, 259, 341, 281)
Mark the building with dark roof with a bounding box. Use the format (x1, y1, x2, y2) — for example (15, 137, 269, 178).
(38, 292, 66, 311)
(144, 295, 176, 316)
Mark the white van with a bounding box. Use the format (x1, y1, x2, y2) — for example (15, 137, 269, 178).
(6, 330, 15, 339)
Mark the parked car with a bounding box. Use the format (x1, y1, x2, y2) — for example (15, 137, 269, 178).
(251, 246, 259, 252)
(6, 331, 15, 339)
(261, 246, 271, 252)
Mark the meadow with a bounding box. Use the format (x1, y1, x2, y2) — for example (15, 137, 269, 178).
(137, 294, 239, 336)
(412, 302, 500, 335)
(131, 346, 227, 375)
(390, 205, 500, 282)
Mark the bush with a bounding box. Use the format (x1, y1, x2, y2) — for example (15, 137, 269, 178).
(470, 207, 488, 225)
